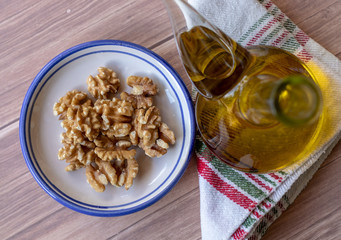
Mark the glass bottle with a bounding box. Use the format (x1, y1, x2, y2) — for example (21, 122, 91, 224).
(162, 0, 323, 173)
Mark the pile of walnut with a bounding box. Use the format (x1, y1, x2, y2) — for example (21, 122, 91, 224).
(53, 67, 175, 192)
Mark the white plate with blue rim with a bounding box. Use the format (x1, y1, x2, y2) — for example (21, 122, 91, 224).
(19, 40, 195, 217)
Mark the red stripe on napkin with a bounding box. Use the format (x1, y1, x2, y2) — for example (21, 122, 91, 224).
(246, 13, 285, 46)
(264, 1, 273, 10)
(272, 30, 290, 46)
(294, 30, 313, 62)
(245, 173, 273, 192)
(297, 48, 313, 62)
(295, 30, 310, 46)
(232, 228, 248, 240)
(269, 173, 283, 183)
(261, 201, 272, 209)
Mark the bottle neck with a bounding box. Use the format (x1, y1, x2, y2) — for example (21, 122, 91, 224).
(236, 74, 322, 128)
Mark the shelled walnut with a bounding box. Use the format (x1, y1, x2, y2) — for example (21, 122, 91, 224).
(120, 92, 153, 109)
(66, 105, 102, 141)
(60, 127, 95, 149)
(85, 149, 138, 191)
(119, 75, 157, 110)
(158, 122, 176, 148)
(139, 122, 176, 158)
(95, 147, 136, 162)
(85, 164, 107, 192)
(58, 141, 96, 171)
(127, 76, 158, 96)
(53, 90, 92, 119)
(61, 120, 88, 145)
(134, 106, 161, 148)
(94, 98, 134, 138)
(94, 134, 132, 149)
(87, 67, 120, 99)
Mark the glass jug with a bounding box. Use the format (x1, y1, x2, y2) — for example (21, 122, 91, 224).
(162, 0, 323, 173)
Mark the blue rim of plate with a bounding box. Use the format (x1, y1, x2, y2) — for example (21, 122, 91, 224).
(19, 40, 196, 217)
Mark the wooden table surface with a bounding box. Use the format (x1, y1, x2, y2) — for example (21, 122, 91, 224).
(1, 0, 340, 239)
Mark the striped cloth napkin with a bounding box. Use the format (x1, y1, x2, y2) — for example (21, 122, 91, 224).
(188, 0, 341, 239)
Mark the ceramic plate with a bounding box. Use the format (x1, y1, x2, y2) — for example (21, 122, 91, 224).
(19, 40, 195, 216)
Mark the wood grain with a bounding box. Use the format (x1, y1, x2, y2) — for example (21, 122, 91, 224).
(0, 0, 340, 239)
(0, 0, 173, 127)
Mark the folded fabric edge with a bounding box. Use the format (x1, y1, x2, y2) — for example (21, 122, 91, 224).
(241, 132, 341, 240)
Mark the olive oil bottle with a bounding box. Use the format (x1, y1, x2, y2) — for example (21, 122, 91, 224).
(163, 0, 323, 173)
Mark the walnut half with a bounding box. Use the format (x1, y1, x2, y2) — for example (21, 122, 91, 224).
(87, 67, 120, 99)
(94, 98, 133, 137)
(127, 76, 158, 96)
(86, 149, 138, 191)
(134, 106, 162, 148)
(139, 122, 176, 158)
(53, 90, 92, 120)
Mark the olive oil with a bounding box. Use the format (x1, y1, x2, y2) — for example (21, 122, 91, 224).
(162, 0, 324, 173)
(179, 26, 251, 99)
(180, 26, 322, 173)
